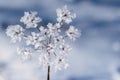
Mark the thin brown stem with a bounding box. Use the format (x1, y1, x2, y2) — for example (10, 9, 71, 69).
(47, 65, 50, 80)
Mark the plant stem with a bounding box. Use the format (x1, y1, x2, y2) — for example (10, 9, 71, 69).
(47, 65, 50, 80)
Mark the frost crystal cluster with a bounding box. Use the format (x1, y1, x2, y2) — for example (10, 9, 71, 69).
(6, 6, 81, 72)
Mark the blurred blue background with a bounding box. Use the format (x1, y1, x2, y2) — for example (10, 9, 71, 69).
(0, 0, 120, 80)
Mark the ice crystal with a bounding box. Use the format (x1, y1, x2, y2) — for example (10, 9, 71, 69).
(56, 5, 76, 24)
(6, 25, 24, 43)
(20, 11, 42, 28)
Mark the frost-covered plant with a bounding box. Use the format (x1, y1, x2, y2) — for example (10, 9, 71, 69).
(6, 5, 81, 80)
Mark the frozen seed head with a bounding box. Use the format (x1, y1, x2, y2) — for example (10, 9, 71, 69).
(6, 5, 81, 72)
